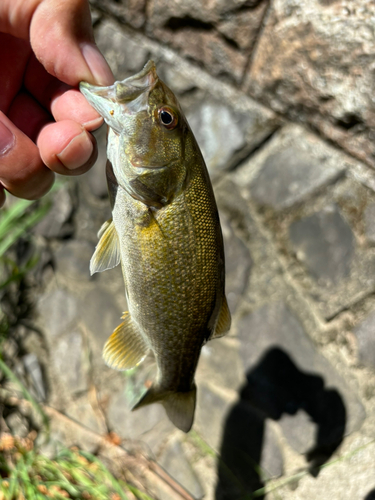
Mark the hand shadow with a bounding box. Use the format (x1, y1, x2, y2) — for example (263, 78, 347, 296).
(215, 347, 346, 500)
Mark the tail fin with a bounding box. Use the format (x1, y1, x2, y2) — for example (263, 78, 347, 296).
(132, 384, 197, 433)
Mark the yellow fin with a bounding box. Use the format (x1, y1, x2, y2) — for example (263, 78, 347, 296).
(210, 296, 231, 340)
(90, 218, 120, 275)
(103, 313, 149, 370)
(97, 219, 111, 239)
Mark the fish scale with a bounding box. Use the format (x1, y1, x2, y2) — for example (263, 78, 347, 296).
(80, 60, 231, 432)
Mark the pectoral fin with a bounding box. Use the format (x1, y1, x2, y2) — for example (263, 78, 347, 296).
(90, 219, 120, 275)
(209, 295, 231, 340)
(128, 178, 167, 209)
(103, 312, 149, 370)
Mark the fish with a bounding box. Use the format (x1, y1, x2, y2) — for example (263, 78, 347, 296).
(79, 60, 231, 433)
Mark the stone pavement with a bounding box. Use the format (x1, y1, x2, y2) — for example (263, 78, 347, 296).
(5, 1, 375, 499)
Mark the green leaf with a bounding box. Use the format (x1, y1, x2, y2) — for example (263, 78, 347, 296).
(0, 201, 50, 257)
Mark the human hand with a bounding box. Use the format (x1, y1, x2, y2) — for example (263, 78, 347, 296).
(0, 0, 114, 207)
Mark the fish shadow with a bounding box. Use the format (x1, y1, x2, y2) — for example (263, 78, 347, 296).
(215, 347, 346, 500)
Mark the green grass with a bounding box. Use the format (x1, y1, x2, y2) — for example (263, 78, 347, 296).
(0, 194, 53, 350)
(0, 438, 153, 500)
(0, 197, 51, 259)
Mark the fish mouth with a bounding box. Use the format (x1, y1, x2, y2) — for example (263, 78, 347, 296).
(80, 60, 158, 106)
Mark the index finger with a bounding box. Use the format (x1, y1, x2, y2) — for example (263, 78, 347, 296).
(24, 53, 103, 129)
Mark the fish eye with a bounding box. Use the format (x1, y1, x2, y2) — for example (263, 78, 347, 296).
(158, 107, 178, 130)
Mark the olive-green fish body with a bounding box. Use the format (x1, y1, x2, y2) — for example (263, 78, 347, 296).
(80, 61, 231, 432)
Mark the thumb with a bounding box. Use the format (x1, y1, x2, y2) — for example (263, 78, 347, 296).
(30, 0, 113, 86)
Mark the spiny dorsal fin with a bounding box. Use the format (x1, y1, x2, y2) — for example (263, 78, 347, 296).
(90, 219, 120, 275)
(103, 312, 149, 370)
(209, 295, 231, 340)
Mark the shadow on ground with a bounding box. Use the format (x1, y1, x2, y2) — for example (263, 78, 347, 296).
(215, 347, 346, 500)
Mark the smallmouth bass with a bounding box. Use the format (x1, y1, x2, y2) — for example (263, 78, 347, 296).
(80, 61, 231, 432)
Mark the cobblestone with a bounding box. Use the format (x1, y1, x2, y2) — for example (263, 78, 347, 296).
(246, 0, 375, 168)
(234, 124, 347, 210)
(82, 287, 123, 355)
(364, 202, 375, 245)
(237, 302, 365, 450)
(159, 440, 204, 500)
(37, 289, 79, 338)
(51, 330, 87, 394)
(289, 204, 355, 285)
(353, 311, 375, 370)
(186, 95, 277, 179)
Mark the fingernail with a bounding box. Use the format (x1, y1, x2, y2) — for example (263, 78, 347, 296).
(82, 116, 104, 131)
(0, 121, 15, 156)
(57, 129, 94, 170)
(81, 43, 114, 86)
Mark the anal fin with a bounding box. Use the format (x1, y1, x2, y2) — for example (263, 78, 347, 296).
(210, 295, 231, 340)
(103, 313, 149, 370)
(90, 218, 120, 275)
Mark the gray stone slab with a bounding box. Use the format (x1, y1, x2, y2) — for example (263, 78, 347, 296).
(145, 0, 267, 84)
(54, 240, 94, 281)
(159, 441, 204, 499)
(217, 3, 269, 52)
(261, 420, 284, 479)
(186, 95, 278, 180)
(364, 202, 375, 245)
(216, 401, 283, 500)
(195, 384, 233, 450)
(52, 330, 87, 394)
(157, 63, 197, 95)
(279, 178, 375, 319)
(187, 100, 246, 177)
(38, 288, 78, 338)
(280, 438, 375, 500)
(106, 388, 167, 440)
(5, 412, 29, 438)
(65, 397, 106, 435)
(220, 210, 252, 315)
(138, 416, 176, 455)
(34, 185, 74, 238)
(92, 0, 146, 29)
(236, 124, 346, 210)
(95, 20, 150, 81)
(246, 0, 375, 168)
(23, 353, 47, 401)
(82, 287, 123, 355)
(353, 310, 375, 370)
(278, 410, 316, 455)
(237, 302, 365, 456)
(289, 204, 355, 285)
(198, 340, 244, 392)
